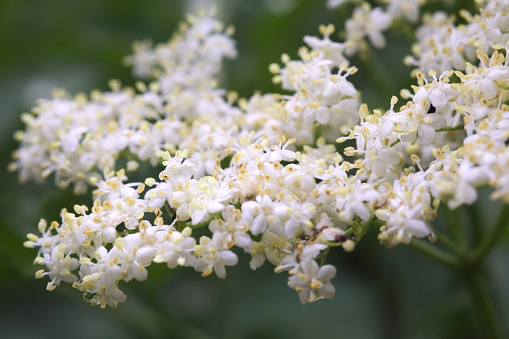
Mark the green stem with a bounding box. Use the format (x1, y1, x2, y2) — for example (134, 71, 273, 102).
(313, 123, 323, 144)
(408, 238, 458, 269)
(446, 206, 466, 250)
(320, 246, 331, 266)
(391, 18, 416, 42)
(344, 228, 354, 236)
(467, 202, 482, 247)
(351, 216, 376, 242)
(390, 125, 464, 149)
(429, 224, 462, 255)
(437, 125, 465, 132)
(463, 271, 504, 339)
(471, 204, 509, 266)
(409, 204, 509, 338)
(358, 52, 398, 102)
(459, 204, 509, 338)
(409, 236, 505, 337)
(189, 219, 213, 230)
(164, 202, 174, 219)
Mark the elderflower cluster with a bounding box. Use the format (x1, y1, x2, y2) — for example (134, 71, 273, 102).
(9, 12, 241, 193)
(16, 0, 509, 308)
(405, 0, 509, 74)
(328, 0, 425, 55)
(346, 46, 509, 246)
(10, 11, 361, 193)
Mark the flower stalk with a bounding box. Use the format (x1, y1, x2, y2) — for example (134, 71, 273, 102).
(409, 203, 509, 338)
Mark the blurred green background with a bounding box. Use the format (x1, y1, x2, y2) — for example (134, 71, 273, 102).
(0, 0, 507, 338)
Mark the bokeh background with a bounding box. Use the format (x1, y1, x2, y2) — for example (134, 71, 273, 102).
(0, 0, 508, 338)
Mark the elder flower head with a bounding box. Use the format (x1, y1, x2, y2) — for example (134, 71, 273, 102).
(17, 0, 509, 311)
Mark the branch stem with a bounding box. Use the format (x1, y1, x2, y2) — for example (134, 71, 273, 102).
(429, 224, 462, 255)
(446, 206, 466, 251)
(409, 203, 509, 338)
(471, 204, 509, 266)
(463, 271, 504, 339)
(408, 238, 458, 269)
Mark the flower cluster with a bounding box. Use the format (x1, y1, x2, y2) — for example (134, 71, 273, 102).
(328, 0, 424, 55)
(10, 12, 240, 193)
(17, 1, 509, 308)
(405, 0, 509, 74)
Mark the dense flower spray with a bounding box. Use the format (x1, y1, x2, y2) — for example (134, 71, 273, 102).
(11, 5, 509, 335)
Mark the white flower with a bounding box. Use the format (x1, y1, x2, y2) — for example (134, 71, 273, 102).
(413, 80, 459, 111)
(25, 218, 59, 258)
(209, 206, 252, 249)
(40, 246, 80, 290)
(377, 204, 430, 246)
(315, 212, 345, 241)
(287, 259, 336, 304)
(242, 195, 284, 235)
(259, 137, 296, 163)
(249, 231, 293, 270)
(407, 12, 470, 74)
(335, 180, 379, 223)
(105, 233, 154, 282)
(277, 242, 326, 273)
(345, 5, 392, 54)
(187, 176, 233, 225)
(194, 232, 238, 279)
(326, 0, 347, 9)
(153, 227, 197, 268)
(274, 200, 317, 238)
(126, 39, 155, 78)
(78, 248, 127, 308)
(303, 29, 348, 67)
(430, 159, 489, 209)
(386, 0, 423, 23)
(158, 150, 197, 184)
